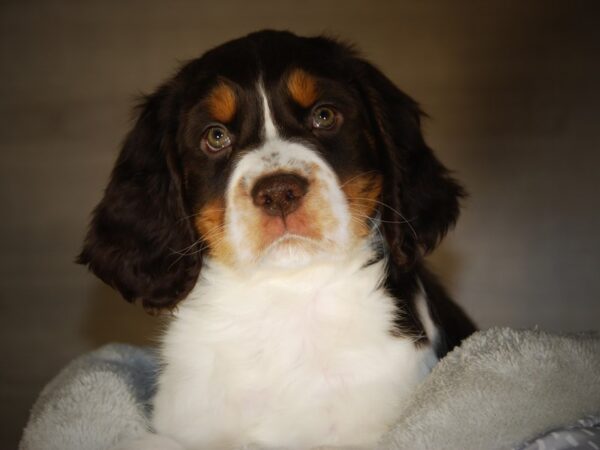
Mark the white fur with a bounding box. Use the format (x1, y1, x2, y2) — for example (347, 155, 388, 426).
(261, 86, 278, 141)
(153, 249, 437, 449)
(146, 87, 439, 449)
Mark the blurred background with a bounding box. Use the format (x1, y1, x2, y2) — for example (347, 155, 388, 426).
(1, 0, 599, 447)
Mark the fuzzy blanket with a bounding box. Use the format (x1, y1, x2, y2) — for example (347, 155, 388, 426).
(20, 328, 600, 450)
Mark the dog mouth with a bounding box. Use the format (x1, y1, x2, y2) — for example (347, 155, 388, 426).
(258, 207, 319, 240)
(267, 233, 322, 249)
(260, 232, 328, 266)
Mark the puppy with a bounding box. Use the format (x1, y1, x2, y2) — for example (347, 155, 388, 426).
(79, 30, 475, 450)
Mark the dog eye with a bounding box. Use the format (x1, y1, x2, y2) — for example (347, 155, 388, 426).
(202, 126, 232, 152)
(312, 106, 338, 130)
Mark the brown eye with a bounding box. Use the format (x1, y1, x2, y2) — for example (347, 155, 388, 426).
(203, 126, 232, 152)
(312, 106, 337, 130)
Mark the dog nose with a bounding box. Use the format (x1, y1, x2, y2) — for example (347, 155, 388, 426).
(251, 173, 309, 217)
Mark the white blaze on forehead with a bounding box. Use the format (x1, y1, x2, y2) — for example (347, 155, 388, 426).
(260, 85, 278, 141)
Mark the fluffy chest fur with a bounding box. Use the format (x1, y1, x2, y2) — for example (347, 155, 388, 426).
(153, 251, 436, 449)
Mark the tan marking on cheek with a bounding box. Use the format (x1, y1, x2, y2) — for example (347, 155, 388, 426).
(206, 82, 237, 123)
(341, 173, 383, 239)
(287, 69, 319, 108)
(194, 198, 234, 264)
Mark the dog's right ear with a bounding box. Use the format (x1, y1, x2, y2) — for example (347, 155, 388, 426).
(352, 58, 466, 267)
(78, 84, 202, 311)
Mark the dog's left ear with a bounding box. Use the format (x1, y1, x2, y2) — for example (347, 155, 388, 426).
(353, 59, 466, 266)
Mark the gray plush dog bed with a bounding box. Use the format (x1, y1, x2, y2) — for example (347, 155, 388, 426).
(20, 328, 600, 450)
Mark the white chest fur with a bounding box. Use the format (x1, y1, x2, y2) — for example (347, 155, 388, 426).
(152, 251, 437, 449)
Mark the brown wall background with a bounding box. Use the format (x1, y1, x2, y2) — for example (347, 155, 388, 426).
(1, 0, 599, 447)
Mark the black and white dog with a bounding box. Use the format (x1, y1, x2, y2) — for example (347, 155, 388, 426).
(80, 30, 475, 449)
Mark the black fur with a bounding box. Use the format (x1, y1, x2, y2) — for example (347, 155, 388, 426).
(79, 30, 475, 349)
(351, 58, 475, 349)
(78, 85, 202, 310)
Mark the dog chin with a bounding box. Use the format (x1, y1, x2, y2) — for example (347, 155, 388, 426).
(259, 234, 329, 268)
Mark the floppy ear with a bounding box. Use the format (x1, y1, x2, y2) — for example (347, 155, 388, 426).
(78, 85, 202, 311)
(354, 60, 466, 266)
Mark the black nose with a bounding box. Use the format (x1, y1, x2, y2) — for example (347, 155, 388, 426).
(251, 173, 309, 217)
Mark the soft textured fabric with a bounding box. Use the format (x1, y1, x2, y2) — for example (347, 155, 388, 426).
(20, 328, 600, 450)
(19, 344, 157, 450)
(376, 328, 600, 450)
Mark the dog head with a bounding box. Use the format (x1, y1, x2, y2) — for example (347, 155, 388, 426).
(79, 30, 464, 310)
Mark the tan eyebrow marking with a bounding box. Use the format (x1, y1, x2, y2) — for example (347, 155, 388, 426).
(206, 82, 237, 123)
(287, 68, 319, 108)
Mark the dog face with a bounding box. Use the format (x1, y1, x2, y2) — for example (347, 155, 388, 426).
(79, 30, 464, 310)
(188, 71, 381, 269)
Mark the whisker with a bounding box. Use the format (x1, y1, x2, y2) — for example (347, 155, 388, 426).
(169, 223, 226, 255)
(348, 211, 385, 244)
(348, 208, 413, 226)
(349, 197, 418, 240)
(166, 229, 229, 271)
(169, 240, 202, 256)
(338, 170, 378, 188)
(167, 223, 226, 270)
(176, 208, 226, 223)
(350, 197, 415, 222)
